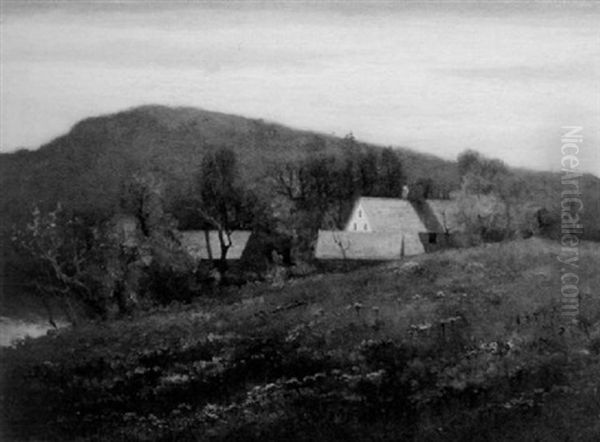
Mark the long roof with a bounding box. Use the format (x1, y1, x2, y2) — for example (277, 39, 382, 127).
(315, 230, 424, 260)
(351, 197, 427, 233)
(180, 230, 251, 260)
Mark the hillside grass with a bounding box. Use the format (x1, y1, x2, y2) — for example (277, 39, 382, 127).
(2, 238, 600, 441)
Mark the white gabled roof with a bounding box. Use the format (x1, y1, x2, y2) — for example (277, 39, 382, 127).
(180, 230, 251, 260)
(353, 197, 426, 233)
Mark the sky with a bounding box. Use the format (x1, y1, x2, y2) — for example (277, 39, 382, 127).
(1, 0, 599, 175)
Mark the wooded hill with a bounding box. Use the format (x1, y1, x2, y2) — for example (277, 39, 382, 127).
(0, 105, 457, 233)
(0, 105, 598, 238)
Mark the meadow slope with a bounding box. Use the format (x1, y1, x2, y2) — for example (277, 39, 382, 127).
(2, 238, 600, 441)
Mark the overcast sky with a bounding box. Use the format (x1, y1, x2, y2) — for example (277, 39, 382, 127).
(1, 1, 599, 174)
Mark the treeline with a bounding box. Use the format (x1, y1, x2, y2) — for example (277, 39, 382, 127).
(269, 136, 453, 256)
(455, 150, 557, 241)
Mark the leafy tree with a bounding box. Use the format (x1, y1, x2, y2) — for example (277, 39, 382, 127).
(376, 148, 405, 197)
(120, 173, 167, 237)
(408, 177, 435, 202)
(273, 154, 355, 228)
(359, 149, 379, 196)
(118, 172, 192, 306)
(457, 149, 483, 178)
(343, 132, 356, 148)
(457, 150, 530, 239)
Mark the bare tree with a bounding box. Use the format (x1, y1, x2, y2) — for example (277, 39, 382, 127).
(332, 232, 351, 270)
(198, 206, 233, 273)
(196, 148, 246, 277)
(12, 205, 102, 325)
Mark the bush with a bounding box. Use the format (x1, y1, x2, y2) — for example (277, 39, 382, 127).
(142, 262, 202, 305)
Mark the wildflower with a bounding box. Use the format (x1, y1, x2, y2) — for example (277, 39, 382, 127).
(202, 403, 220, 420)
(365, 369, 385, 383)
(417, 322, 432, 331)
(284, 378, 300, 387)
(161, 373, 190, 385)
(314, 372, 326, 381)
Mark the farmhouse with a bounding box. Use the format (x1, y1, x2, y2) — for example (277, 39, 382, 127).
(180, 230, 252, 262)
(315, 197, 428, 260)
(315, 196, 477, 261)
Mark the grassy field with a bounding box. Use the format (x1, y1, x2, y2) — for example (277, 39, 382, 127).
(2, 237, 600, 441)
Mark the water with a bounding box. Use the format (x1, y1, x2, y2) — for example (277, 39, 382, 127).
(0, 316, 66, 347)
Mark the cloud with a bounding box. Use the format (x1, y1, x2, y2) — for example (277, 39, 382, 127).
(1, 1, 599, 174)
(440, 63, 599, 82)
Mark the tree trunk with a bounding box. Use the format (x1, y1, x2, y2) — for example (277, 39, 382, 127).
(62, 296, 78, 326)
(113, 280, 129, 316)
(42, 297, 57, 329)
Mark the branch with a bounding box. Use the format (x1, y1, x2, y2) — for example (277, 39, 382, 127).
(196, 207, 230, 235)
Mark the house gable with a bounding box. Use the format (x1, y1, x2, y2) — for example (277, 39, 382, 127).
(345, 201, 372, 232)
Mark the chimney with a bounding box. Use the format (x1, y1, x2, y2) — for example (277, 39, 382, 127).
(402, 185, 409, 199)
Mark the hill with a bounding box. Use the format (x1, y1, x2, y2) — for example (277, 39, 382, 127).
(2, 104, 599, 238)
(2, 238, 600, 440)
(0, 105, 459, 232)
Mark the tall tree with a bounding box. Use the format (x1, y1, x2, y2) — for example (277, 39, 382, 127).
(377, 148, 405, 197)
(359, 149, 379, 196)
(196, 148, 246, 274)
(119, 173, 166, 237)
(408, 177, 435, 202)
